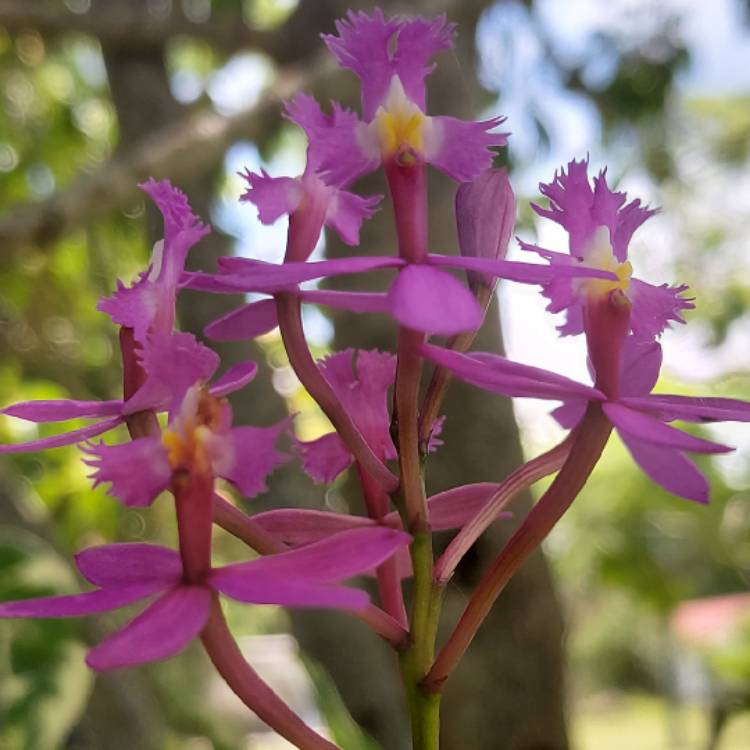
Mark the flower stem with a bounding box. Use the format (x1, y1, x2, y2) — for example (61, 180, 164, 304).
(424, 403, 612, 693)
(201, 597, 342, 750)
(386, 156, 443, 749)
(212, 493, 286, 555)
(174, 469, 214, 582)
(433, 435, 573, 584)
(119, 327, 161, 439)
(358, 466, 409, 628)
(276, 292, 398, 492)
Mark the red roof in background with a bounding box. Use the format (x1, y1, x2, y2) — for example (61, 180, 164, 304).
(671, 592, 750, 646)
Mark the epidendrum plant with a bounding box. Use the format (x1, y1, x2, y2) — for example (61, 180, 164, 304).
(1, 8, 750, 750)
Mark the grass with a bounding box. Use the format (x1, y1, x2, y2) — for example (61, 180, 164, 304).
(573, 694, 750, 750)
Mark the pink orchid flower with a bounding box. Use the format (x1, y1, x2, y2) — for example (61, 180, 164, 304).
(523, 158, 694, 340)
(0, 528, 410, 672)
(0, 331, 256, 454)
(420, 337, 750, 503)
(83, 366, 289, 507)
(98, 179, 211, 343)
(297, 10, 506, 186)
(242, 93, 383, 258)
(297, 349, 443, 484)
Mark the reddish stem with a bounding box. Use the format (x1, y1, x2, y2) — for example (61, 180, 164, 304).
(424, 404, 612, 692)
(395, 327, 428, 530)
(201, 597, 342, 750)
(433, 435, 573, 584)
(358, 466, 408, 628)
(385, 161, 428, 263)
(212, 493, 286, 555)
(359, 603, 410, 647)
(174, 469, 214, 583)
(276, 292, 398, 492)
(119, 327, 160, 439)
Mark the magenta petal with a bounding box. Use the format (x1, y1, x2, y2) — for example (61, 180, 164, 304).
(426, 415, 446, 453)
(621, 394, 750, 424)
(420, 344, 604, 402)
(425, 483, 506, 531)
(517, 241, 582, 335)
(82, 437, 171, 507)
(240, 169, 302, 223)
(1, 399, 123, 423)
(187, 256, 403, 294)
(209, 362, 258, 398)
(97, 274, 157, 343)
(388, 265, 483, 334)
(220, 422, 289, 498)
(533, 159, 656, 261)
(0, 416, 122, 455)
(603, 402, 732, 454)
(551, 399, 588, 429)
(297, 290, 391, 314)
(86, 586, 211, 672)
(212, 527, 411, 584)
(75, 543, 182, 588)
(214, 576, 369, 611)
(124, 332, 219, 416)
(628, 279, 694, 340)
(322, 12, 456, 117)
(298, 432, 353, 483)
(319, 349, 397, 460)
(293, 97, 377, 187)
(251, 509, 377, 547)
(326, 188, 381, 246)
(617, 430, 710, 503)
(322, 9, 402, 119)
(100, 180, 210, 342)
(205, 300, 279, 341)
(392, 15, 456, 110)
(620, 337, 663, 396)
(426, 116, 508, 183)
(429, 253, 617, 285)
(0, 583, 161, 618)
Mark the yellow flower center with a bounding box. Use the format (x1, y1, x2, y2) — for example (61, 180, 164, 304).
(576, 226, 633, 299)
(161, 387, 223, 475)
(372, 76, 428, 162)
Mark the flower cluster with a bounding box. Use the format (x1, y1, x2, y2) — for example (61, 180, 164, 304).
(1, 9, 748, 750)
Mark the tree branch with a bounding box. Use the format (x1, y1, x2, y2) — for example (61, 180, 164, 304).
(0, 57, 331, 256)
(0, 0, 335, 62)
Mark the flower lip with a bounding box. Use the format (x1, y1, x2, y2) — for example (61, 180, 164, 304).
(574, 226, 633, 300)
(370, 76, 430, 163)
(161, 385, 229, 475)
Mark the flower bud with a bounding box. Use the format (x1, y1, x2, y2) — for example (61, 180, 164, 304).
(456, 168, 516, 305)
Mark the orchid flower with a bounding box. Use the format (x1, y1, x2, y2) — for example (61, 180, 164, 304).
(523, 158, 694, 340)
(98, 179, 211, 343)
(0, 528, 410, 672)
(83, 373, 289, 507)
(0, 332, 256, 454)
(420, 337, 750, 503)
(297, 349, 443, 484)
(297, 10, 506, 186)
(243, 93, 382, 258)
